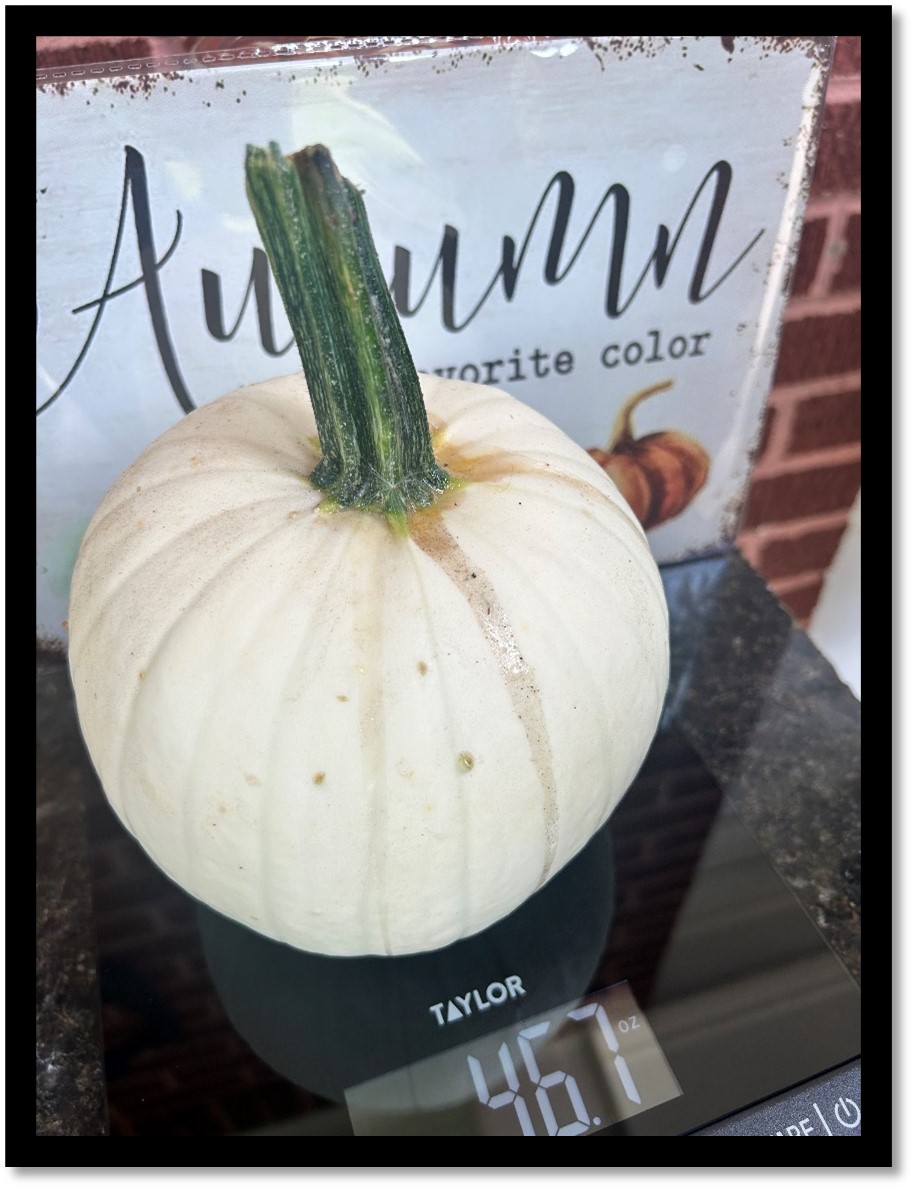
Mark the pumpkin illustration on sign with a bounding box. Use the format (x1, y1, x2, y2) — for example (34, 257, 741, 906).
(588, 380, 711, 530)
(67, 143, 669, 958)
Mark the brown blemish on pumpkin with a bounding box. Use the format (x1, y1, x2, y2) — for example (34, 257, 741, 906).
(429, 416, 546, 494)
(218, 803, 227, 814)
(417, 661, 428, 675)
(313, 771, 326, 785)
(244, 772, 261, 787)
(336, 693, 349, 702)
(138, 670, 146, 681)
(430, 422, 637, 535)
(434, 437, 525, 487)
(138, 775, 174, 816)
(287, 510, 301, 520)
(457, 751, 475, 772)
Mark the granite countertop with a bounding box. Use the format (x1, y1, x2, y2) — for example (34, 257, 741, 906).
(36, 548, 860, 1136)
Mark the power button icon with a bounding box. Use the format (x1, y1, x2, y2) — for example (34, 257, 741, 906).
(834, 1097, 861, 1129)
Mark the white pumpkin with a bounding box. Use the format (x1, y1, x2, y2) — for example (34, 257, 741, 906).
(69, 373, 667, 955)
(68, 143, 669, 957)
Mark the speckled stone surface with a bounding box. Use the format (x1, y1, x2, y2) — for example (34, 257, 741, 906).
(662, 551, 861, 982)
(37, 659, 108, 1136)
(34, 548, 860, 1134)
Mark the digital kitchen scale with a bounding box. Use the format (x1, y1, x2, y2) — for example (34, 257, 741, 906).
(85, 726, 860, 1136)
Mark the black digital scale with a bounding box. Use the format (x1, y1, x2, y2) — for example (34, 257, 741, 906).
(86, 722, 860, 1137)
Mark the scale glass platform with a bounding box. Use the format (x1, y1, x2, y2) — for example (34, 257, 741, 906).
(85, 725, 860, 1137)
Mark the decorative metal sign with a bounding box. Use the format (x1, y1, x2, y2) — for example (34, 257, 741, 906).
(36, 36, 832, 643)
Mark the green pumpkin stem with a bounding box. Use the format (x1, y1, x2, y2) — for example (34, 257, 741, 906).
(606, 379, 674, 451)
(245, 142, 451, 528)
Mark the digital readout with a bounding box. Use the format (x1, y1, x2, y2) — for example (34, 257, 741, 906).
(345, 981, 681, 1136)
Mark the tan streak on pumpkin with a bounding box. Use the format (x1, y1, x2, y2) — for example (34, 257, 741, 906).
(409, 511, 559, 887)
(435, 435, 634, 516)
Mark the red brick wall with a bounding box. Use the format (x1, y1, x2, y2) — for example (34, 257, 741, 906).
(37, 36, 861, 627)
(737, 36, 861, 625)
(35, 36, 311, 63)
(35, 35, 192, 65)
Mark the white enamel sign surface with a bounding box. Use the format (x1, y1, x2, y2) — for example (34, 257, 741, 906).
(37, 36, 830, 642)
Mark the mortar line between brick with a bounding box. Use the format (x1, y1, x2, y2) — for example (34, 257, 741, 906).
(804, 193, 861, 220)
(782, 291, 860, 321)
(810, 206, 854, 298)
(824, 75, 861, 105)
(755, 391, 796, 470)
(769, 569, 828, 594)
(750, 441, 860, 480)
(767, 371, 861, 404)
(738, 508, 851, 544)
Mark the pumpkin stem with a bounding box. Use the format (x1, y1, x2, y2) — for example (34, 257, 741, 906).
(606, 380, 675, 451)
(245, 143, 451, 528)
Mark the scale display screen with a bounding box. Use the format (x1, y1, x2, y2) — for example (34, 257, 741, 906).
(345, 982, 680, 1136)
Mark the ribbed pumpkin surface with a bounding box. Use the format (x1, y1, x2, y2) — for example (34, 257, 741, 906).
(69, 373, 669, 955)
